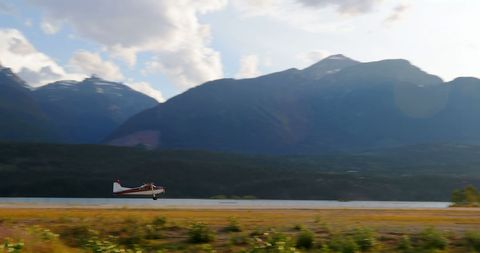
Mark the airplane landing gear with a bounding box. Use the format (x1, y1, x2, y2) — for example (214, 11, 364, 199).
(151, 184, 158, 200)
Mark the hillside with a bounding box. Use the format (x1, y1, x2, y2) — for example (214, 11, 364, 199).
(1, 142, 479, 200)
(33, 76, 158, 143)
(108, 55, 480, 154)
(0, 66, 57, 142)
(0, 66, 158, 143)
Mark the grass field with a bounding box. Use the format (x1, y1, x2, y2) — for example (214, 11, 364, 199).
(1, 207, 480, 252)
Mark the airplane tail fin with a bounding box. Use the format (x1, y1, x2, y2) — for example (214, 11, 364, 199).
(113, 180, 126, 193)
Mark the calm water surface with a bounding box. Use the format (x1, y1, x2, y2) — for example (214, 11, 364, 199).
(0, 198, 450, 209)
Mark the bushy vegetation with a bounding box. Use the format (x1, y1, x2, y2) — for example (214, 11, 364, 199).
(247, 230, 299, 253)
(188, 223, 215, 243)
(416, 227, 448, 251)
(306, 227, 377, 253)
(4, 208, 480, 252)
(295, 229, 314, 249)
(351, 227, 377, 251)
(1, 239, 24, 253)
(397, 235, 414, 253)
(465, 231, 480, 252)
(222, 217, 242, 232)
(451, 185, 480, 207)
(396, 227, 449, 253)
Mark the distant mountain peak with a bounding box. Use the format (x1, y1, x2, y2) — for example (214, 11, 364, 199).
(300, 54, 360, 80)
(84, 75, 106, 83)
(323, 54, 353, 61)
(0, 66, 30, 89)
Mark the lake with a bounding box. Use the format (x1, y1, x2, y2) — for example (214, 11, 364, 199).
(0, 198, 451, 209)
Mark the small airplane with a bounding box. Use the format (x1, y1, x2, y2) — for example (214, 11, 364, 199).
(113, 180, 165, 200)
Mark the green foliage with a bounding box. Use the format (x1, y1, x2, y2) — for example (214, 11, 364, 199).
(84, 236, 139, 253)
(27, 225, 59, 241)
(116, 217, 145, 247)
(188, 223, 215, 243)
(1, 238, 24, 253)
(152, 216, 167, 227)
(295, 229, 314, 249)
(451, 185, 480, 207)
(144, 224, 163, 240)
(328, 235, 360, 253)
(397, 235, 414, 253)
(59, 225, 93, 247)
(321, 228, 377, 253)
(143, 217, 167, 239)
(247, 230, 300, 253)
(465, 231, 480, 252)
(223, 217, 242, 232)
(416, 227, 448, 252)
(351, 227, 377, 251)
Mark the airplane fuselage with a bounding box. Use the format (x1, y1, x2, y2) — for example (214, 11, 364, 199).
(113, 181, 165, 200)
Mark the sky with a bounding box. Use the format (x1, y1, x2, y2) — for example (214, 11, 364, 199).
(0, 0, 480, 102)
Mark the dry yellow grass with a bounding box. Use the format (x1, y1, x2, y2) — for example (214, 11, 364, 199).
(1, 207, 480, 252)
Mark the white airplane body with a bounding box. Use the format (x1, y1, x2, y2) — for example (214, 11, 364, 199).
(113, 180, 165, 200)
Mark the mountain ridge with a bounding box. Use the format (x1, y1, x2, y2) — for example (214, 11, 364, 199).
(0, 69, 159, 143)
(107, 55, 480, 154)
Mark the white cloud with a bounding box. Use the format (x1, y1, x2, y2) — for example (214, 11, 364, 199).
(384, 3, 410, 24)
(232, 0, 387, 33)
(109, 45, 138, 67)
(297, 0, 383, 15)
(0, 28, 164, 100)
(40, 19, 61, 34)
(0, 28, 81, 86)
(127, 81, 165, 102)
(235, 54, 261, 78)
(28, 0, 227, 89)
(68, 50, 124, 81)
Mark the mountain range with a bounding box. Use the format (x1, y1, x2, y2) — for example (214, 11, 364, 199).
(0, 65, 158, 143)
(107, 55, 480, 154)
(3, 55, 480, 154)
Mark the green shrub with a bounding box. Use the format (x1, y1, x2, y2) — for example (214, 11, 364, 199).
(451, 185, 480, 207)
(247, 230, 299, 253)
(152, 216, 167, 227)
(1, 238, 24, 253)
(318, 244, 333, 253)
(417, 227, 448, 251)
(352, 227, 376, 251)
(117, 218, 145, 247)
(223, 217, 242, 232)
(144, 224, 163, 239)
(59, 225, 93, 247)
(397, 235, 414, 253)
(188, 223, 215, 243)
(27, 225, 59, 241)
(328, 235, 359, 253)
(85, 236, 134, 253)
(465, 231, 480, 252)
(295, 229, 314, 249)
